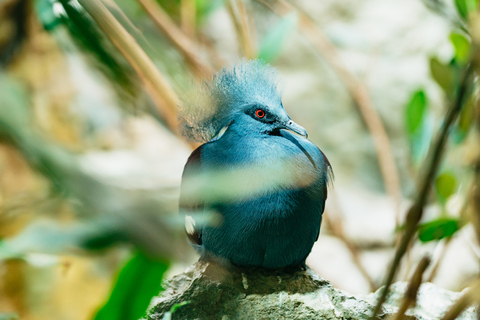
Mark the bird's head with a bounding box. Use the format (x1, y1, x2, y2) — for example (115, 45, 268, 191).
(179, 60, 307, 142)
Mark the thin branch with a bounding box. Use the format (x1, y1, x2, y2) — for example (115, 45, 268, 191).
(226, 0, 257, 59)
(440, 277, 480, 320)
(255, 0, 402, 225)
(371, 63, 474, 319)
(393, 256, 431, 320)
(427, 238, 452, 282)
(136, 0, 212, 78)
(76, 0, 179, 131)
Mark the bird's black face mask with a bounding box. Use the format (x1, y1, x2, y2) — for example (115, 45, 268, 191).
(245, 104, 308, 138)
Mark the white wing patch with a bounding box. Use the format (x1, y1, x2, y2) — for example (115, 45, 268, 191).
(209, 125, 228, 142)
(185, 215, 196, 235)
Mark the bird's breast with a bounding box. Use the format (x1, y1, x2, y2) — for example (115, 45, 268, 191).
(200, 132, 324, 198)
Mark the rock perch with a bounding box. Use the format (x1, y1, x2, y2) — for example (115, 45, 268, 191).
(145, 262, 476, 320)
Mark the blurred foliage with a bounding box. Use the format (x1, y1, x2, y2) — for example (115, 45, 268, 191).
(258, 13, 297, 62)
(450, 33, 470, 65)
(0, 313, 18, 320)
(35, 0, 140, 105)
(0, 0, 479, 319)
(418, 217, 461, 242)
(434, 171, 457, 203)
(405, 90, 431, 164)
(156, 0, 222, 26)
(454, 0, 479, 19)
(94, 252, 168, 320)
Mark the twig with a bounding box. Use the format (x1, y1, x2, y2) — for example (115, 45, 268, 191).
(393, 256, 431, 320)
(136, 0, 212, 78)
(226, 0, 257, 59)
(76, 0, 179, 131)
(427, 238, 452, 282)
(255, 0, 402, 226)
(473, 151, 480, 246)
(371, 63, 474, 319)
(440, 278, 480, 320)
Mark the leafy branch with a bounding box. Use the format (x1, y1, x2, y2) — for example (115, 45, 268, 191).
(371, 62, 475, 319)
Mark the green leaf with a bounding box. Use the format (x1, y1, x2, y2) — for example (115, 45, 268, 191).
(161, 301, 191, 320)
(429, 57, 455, 96)
(94, 252, 169, 320)
(405, 90, 427, 136)
(450, 33, 471, 65)
(418, 217, 460, 242)
(435, 172, 457, 203)
(454, 94, 476, 143)
(455, 0, 479, 19)
(196, 0, 223, 25)
(258, 13, 298, 62)
(170, 301, 190, 314)
(404, 90, 432, 164)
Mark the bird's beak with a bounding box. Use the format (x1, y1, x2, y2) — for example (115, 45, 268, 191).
(285, 120, 308, 138)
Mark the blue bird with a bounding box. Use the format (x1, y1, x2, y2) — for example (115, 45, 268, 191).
(179, 60, 332, 269)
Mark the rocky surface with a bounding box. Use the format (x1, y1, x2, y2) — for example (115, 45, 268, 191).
(145, 262, 476, 320)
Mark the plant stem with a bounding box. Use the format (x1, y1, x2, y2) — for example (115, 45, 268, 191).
(393, 256, 431, 320)
(371, 63, 474, 319)
(77, 0, 179, 130)
(136, 0, 212, 78)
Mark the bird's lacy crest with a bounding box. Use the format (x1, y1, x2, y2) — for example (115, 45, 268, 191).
(178, 59, 283, 142)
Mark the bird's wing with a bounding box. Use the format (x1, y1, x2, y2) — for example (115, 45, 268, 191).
(179, 145, 204, 246)
(314, 147, 332, 241)
(318, 147, 333, 199)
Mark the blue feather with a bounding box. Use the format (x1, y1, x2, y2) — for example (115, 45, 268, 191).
(179, 59, 282, 142)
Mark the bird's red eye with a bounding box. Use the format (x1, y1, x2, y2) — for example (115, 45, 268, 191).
(255, 109, 265, 118)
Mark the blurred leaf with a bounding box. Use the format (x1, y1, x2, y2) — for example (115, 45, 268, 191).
(55, 0, 139, 104)
(2, 216, 155, 257)
(429, 57, 455, 96)
(0, 240, 24, 261)
(161, 301, 190, 320)
(450, 33, 471, 65)
(258, 13, 298, 62)
(453, 94, 476, 143)
(418, 217, 460, 242)
(455, 0, 479, 19)
(94, 251, 169, 320)
(404, 90, 432, 164)
(196, 0, 223, 25)
(0, 74, 30, 132)
(0, 313, 18, 320)
(405, 90, 427, 136)
(169, 301, 190, 314)
(153, 0, 221, 25)
(35, 0, 62, 30)
(435, 172, 457, 203)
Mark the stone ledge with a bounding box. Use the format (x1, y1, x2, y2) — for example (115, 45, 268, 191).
(146, 262, 476, 320)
